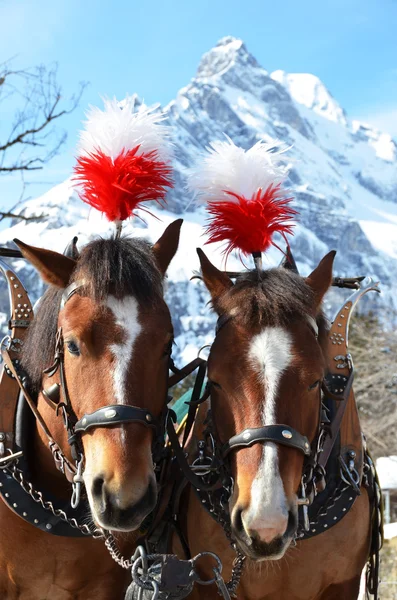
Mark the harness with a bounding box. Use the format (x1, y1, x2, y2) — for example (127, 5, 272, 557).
(157, 275, 384, 599)
(0, 249, 384, 600)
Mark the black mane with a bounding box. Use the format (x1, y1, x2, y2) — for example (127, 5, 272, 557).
(21, 236, 163, 391)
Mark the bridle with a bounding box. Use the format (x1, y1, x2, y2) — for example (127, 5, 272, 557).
(169, 311, 326, 513)
(3, 278, 173, 509)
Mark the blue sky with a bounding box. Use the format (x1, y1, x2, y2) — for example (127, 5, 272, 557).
(1, 0, 397, 211)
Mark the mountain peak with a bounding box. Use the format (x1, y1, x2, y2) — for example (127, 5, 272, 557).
(196, 36, 262, 79)
(271, 70, 347, 126)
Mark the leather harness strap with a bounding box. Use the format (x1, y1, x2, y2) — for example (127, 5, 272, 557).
(74, 405, 159, 433)
(0, 261, 34, 458)
(222, 424, 311, 458)
(319, 277, 380, 471)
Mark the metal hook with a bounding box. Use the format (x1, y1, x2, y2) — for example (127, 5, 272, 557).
(71, 455, 84, 509)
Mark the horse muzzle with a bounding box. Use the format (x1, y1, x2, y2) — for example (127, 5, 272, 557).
(231, 505, 298, 561)
(88, 474, 157, 531)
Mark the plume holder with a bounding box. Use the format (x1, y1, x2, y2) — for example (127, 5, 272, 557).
(252, 251, 262, 271)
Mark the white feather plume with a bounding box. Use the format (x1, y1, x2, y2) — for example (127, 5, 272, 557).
(77, 96, 173, 163)
(188, 138, 289, 203)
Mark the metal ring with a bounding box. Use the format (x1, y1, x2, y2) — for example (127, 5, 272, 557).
(0, 335, 11, 353)
(192, 551, 223, 586)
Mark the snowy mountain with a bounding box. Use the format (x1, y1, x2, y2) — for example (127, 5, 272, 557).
(1, 36, 397, 365)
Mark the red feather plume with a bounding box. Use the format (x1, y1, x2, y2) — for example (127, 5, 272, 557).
(205, 185, 297, 258)
(73, 146, 173, 222)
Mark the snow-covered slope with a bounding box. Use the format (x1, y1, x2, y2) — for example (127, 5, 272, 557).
(1, 36, 396, 364)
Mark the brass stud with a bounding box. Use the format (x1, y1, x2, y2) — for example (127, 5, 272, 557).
(146, 414, 153, 423)
(23, 512, 27, 517)
(34, 519, 39, 524)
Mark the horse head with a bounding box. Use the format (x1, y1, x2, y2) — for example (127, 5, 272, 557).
(197, 248, 335, 560)
(16, 219, 182, 532)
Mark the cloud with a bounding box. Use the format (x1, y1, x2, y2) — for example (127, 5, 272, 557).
(355, 106, 397, 138)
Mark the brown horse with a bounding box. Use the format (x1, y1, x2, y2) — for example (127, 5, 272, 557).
(0, 220, 182, 600)
(179, 249, 374, 600)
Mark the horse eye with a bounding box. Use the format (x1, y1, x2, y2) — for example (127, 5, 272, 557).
(66, 340, 80, 356)
(308, 380, 320, 391)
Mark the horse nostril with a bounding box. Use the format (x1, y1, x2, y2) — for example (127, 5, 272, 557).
(92, 476, 105, 499)
(232, 507, 244, 535)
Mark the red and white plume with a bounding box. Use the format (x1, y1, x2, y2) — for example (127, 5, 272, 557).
(188, 139, 297, 258)
(73, 97, 173, 223)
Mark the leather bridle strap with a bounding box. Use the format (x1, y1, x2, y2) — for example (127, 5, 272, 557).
(1, 344, 77, 481)
(2, 346, 55, 442)
(222, 424, 311, 458)
(166, 415, 224, 492)
(74, 405, 159, 433)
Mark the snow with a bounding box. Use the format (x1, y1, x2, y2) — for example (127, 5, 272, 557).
(384, 522, 397, 540)
(376, 456, 397, 490)
(1, 36, 397, 366)
(271, 70, 347, 126)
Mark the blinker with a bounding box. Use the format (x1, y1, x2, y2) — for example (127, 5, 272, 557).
(42, 383, 61, 407)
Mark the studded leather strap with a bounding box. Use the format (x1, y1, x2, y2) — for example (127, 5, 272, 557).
(0, 261, 34, 456)
(74, 404, 159, 433)
(222, 424, 311, 458)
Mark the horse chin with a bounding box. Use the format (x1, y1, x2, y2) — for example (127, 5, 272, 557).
(232, 509, 298, 562)
(235, 533, 293, 562)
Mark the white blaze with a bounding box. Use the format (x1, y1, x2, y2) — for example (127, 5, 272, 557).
(107, 296, 142, 404)
(244, 327, 292, 534)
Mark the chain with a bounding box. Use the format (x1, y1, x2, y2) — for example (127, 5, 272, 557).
(201, 484, 246, 598)
(227, 546, 246, 598)
(104, 533, 135, 569)
(4, 461, 104, 538)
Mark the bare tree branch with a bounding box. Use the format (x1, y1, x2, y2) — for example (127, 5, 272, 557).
(0, 59, 87, 222)
(0, 210, 45, 223)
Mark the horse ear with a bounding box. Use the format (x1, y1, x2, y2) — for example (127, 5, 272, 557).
(306, 251, 336, 308)
(152, 219, 183, 277)
(14, 239, 76, 288)
(197, 248, 233, 309)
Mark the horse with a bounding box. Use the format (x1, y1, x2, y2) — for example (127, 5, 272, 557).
(175, 249, 378, 600)
(0, 219, 182, 600)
